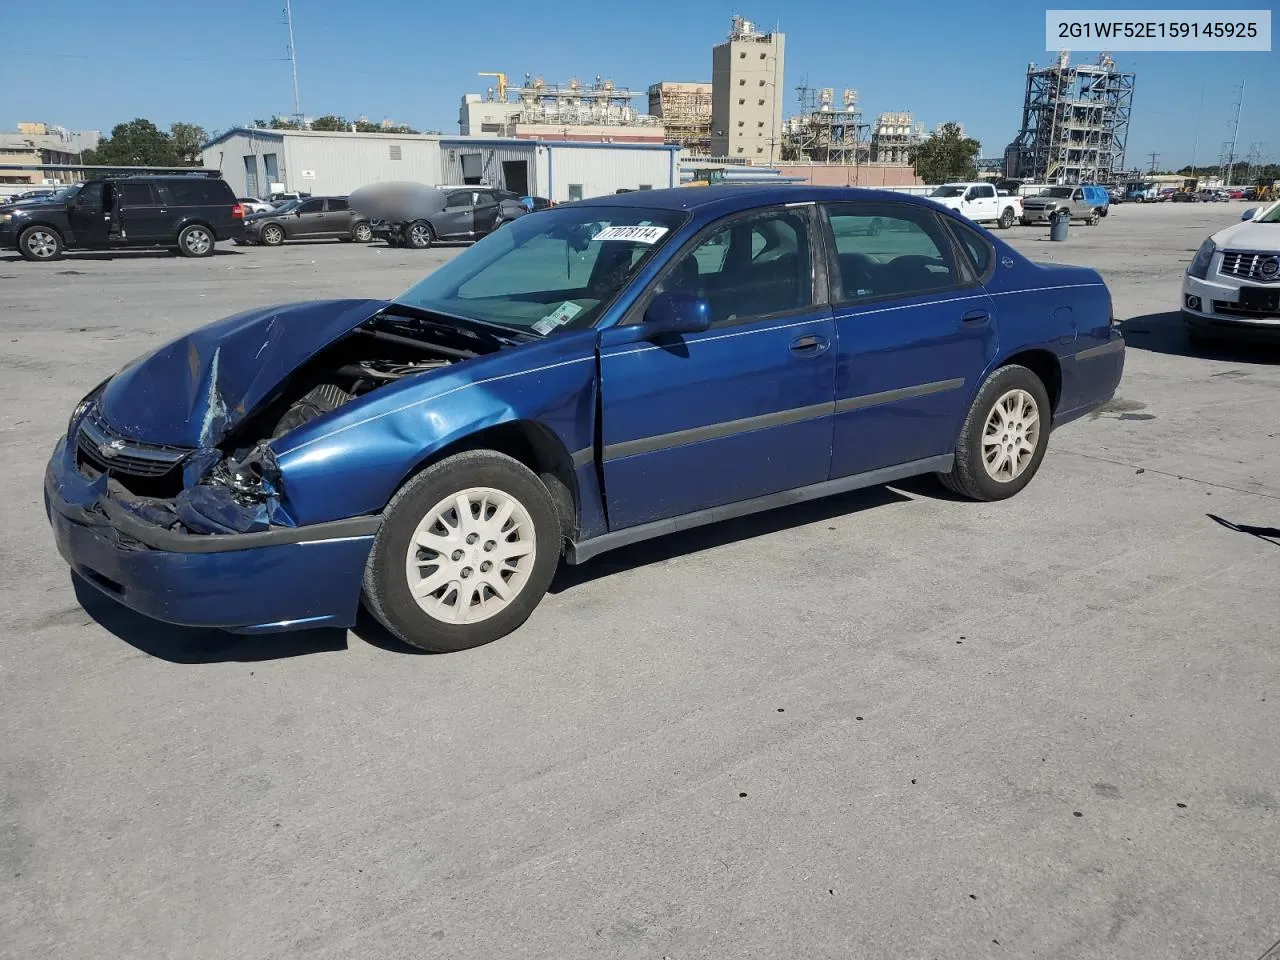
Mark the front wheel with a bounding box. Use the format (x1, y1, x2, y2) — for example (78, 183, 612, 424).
(404, 220, 434, 249)
(362, 450, 563, 652)
(177, 224, 215, 257)
(937, 364, 1051, 501)
(351, 221, 373, 243)
(260, 223, 285, 246)
(18, 226, 63, 261)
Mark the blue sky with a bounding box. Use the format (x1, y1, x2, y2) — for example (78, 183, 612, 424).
(3, 0, 1276, 169)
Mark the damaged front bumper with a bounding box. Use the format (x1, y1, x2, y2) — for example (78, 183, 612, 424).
(44, 434, 380, 633)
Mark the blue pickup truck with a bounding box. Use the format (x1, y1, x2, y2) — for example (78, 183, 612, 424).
(46, 185, 1124, 652)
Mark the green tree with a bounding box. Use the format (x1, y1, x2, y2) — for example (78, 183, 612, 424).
(81, 119, 179, 167)
(169, 122, 208, 164)
(309, 114, 349, 131)
(909, 122, 981, 184)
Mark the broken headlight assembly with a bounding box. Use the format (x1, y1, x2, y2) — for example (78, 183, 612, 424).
(213, 442, 284, 506)
(68, 377, 111, 438)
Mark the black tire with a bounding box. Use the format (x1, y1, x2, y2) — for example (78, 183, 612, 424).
(404, 220, 434, 249)
(384, 235, 402, 248)
(260, 223, 286, 246)
(997, 207, 1016, 229)
(351, 221, 373, 243)
(937, 364, 1052, 502)
(362, 450, 563, 652)
(17, 225, 63, 262)
(177, 224, 216, 258)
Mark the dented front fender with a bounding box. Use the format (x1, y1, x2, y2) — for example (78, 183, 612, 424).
(271, 331, 600, 525)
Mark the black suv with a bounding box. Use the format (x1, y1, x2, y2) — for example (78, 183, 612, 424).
(0, 174, 244, 261)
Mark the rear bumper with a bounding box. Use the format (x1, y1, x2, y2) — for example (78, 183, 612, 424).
(45, 436, 376, 633)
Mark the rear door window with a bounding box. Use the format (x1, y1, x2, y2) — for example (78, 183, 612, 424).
(117, 182, 155, 206)
(164, 179, 231, 205)
(325, 197, 349, 212)
(822, 202, 961, 303)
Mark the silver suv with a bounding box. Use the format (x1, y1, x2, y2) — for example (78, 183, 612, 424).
(1020, 185, 1108, 226)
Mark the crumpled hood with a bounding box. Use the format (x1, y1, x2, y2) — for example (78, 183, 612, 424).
(98, 298, 387, 448)
(1211, 220, 1280, 250)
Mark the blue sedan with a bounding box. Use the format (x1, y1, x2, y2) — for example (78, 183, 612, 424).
(45, 186, 1125, 652)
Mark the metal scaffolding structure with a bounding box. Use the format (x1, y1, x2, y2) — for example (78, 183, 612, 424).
(505, 75, 660, 127)
(649, 82, 713, 154)
(781, 86, 869, 164)
(870, 112, 924, 164)
(1005, 51, 1135, 185)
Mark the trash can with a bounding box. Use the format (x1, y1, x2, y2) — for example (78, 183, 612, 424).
(1049, 209, 1069, 242)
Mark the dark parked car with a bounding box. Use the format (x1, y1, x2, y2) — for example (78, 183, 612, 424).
(1, 175, 244, 261)
(521, 195, 552, 212)
(370, 187, 527, 248)
(46, 185, 1124, 653)
(240, 196, 372, 246)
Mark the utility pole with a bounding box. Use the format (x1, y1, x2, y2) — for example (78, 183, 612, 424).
(1224, 80, 1245, 186)
(1147, 151, 1159, 173)
(1189, 84, 1204, 170)
(284, 0, 302, 126)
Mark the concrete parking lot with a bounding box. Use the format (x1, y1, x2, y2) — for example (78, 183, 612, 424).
(2, 203, 1278, 960)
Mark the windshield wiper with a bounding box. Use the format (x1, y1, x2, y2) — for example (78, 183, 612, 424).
(385, 301, 538, 344)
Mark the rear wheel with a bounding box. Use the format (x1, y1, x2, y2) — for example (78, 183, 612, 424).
(1086, 210, 1101, 226)
(937, 364, 1051, 501)
(405, 220, 434, 249)
(18, 226, 63, 262)
(177, 224, 215, 257)
(362, 451, 562, 652)
(997, 207, 1016, 229)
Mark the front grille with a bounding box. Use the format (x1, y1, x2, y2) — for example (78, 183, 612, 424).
(1220, 251, 1280, 283)
(76, 409, 192, 479)
(1213, 300, 1280, 320)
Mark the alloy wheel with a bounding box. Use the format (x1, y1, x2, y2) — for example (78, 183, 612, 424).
(26, 230, 58, 259)
(185, 228, 212, 255)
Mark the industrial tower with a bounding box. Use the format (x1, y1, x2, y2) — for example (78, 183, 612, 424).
(1005, 52, 1135, 184)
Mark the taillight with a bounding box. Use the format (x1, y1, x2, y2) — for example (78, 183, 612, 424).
(232, 204, 244, 219)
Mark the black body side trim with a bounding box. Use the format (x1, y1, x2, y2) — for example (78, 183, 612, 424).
(602, 401, 833, 462)
(570, 446, 594, 469)
(834, 377, 965, 414)
(566, 454, 955, 564)
(1073, 336, 1126, 361)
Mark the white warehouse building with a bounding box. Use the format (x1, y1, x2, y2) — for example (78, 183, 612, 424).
(200, 128, 679, 202)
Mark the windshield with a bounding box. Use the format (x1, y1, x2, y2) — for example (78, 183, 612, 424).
(1256, 203, 1280, 224)
(1040, 187, 1074, 198)
(930, 185, 966, 198)
(395, 207, 688, 336)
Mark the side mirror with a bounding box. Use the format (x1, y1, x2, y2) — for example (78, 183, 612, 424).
(1242, 207, 1257, 221)
(644, 291, 711, 338)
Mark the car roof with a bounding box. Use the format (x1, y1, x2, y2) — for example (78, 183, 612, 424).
(573, 184, 955, 217)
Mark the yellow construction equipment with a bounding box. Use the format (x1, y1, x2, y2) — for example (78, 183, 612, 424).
(477, 71, 508, 102)
(1254, 179, 1277, 202)
(684, 168, 726, 188)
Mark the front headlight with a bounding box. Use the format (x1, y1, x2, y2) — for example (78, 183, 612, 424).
(0, 213, 11, 223)
(68, 377, 110, 437)
(1188, 239, 1215, 279)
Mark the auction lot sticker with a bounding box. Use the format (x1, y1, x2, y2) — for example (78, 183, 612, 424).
(592, 225, 669, 244)
(1046, 9, 1271, 50)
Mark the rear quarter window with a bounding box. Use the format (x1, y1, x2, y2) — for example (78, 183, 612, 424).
(163, 179, 234, 205)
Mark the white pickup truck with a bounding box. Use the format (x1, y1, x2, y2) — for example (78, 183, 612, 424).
(926, 182, 1023, 230)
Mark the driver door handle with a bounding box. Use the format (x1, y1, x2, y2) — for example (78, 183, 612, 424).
(961, 309, 990, 325)
(790, 334, 830, 355)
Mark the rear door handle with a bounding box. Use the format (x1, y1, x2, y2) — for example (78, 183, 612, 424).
(789, 334, 830, 355)
(961, 310, 990, 325)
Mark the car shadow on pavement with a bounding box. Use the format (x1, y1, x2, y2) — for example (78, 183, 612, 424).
(72, 574, 348, 663)
(0, 249, 244, 263)
(549, 484, 911, 594)
(1118, 312, 1280, 362)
